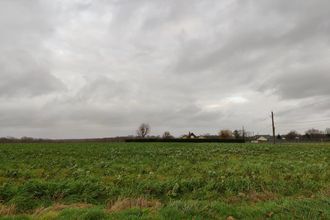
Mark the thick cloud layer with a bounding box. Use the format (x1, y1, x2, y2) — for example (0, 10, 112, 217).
(1, 0, 330, 138)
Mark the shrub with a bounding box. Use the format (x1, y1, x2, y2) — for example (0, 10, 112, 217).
(9, 196, 38, 213)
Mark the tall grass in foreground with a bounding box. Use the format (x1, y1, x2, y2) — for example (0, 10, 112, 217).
(0, 142, 329, 219)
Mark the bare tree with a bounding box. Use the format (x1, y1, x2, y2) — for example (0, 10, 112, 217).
(233, 130, 241, 139)
(305, 128, 324, 139)
(326, 128, 330, 137)
(219, 130, 233, 139)
(286, 130, 299, 140)
(162, 131, 173, 139)
(136, 123, 150, 138)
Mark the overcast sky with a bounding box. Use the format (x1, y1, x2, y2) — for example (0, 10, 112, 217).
(1, 0, 330, 138)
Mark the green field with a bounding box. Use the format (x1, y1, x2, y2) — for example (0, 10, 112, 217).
(0, 142, 329, 219)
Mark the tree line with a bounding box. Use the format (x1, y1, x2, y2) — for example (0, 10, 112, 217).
(281, 128, 330, 141)
(137, 123, 330, 141)
(136, 123, 245, 139)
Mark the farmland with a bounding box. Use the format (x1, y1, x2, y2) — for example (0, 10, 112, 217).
(0, 142, 329, 219)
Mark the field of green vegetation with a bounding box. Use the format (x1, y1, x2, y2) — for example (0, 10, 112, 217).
(0, 142, 329, 219)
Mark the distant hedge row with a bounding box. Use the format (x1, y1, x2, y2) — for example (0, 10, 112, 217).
(125, 138, 245, 143)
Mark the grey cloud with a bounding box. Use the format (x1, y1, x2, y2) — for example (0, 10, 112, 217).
(174, 1, 330, 76)
(259, 66, 330, 100)
(0, 0, 64, 97)
(0, 51, 65, 97)
(76, 76, 134, 102)
(277, 98, 330, 121)
(1, 0, 330, 138)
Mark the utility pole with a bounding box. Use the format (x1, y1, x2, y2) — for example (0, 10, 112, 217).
(271, 111, 276, 144)
(242, 126, 245, 142)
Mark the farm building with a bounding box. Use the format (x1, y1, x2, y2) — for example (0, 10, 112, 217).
(251, 136, 269, 143)
(257, 136, 268, 142)
(182, 132, 198, 139)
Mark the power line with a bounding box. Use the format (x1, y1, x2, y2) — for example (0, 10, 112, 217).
(278, 118, 330, 125)
(278, 99, 330, 113)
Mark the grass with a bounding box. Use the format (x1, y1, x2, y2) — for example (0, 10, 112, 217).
(0, 142, 329, 219)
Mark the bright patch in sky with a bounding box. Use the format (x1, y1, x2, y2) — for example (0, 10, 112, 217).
(225, 96, 248, 104)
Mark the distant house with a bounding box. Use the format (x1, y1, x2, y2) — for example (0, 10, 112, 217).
(182, 132, 198, 139)
(257, 136, 268, 142)
(202, 135, 220, 139)
(251, 136, 269, 143)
